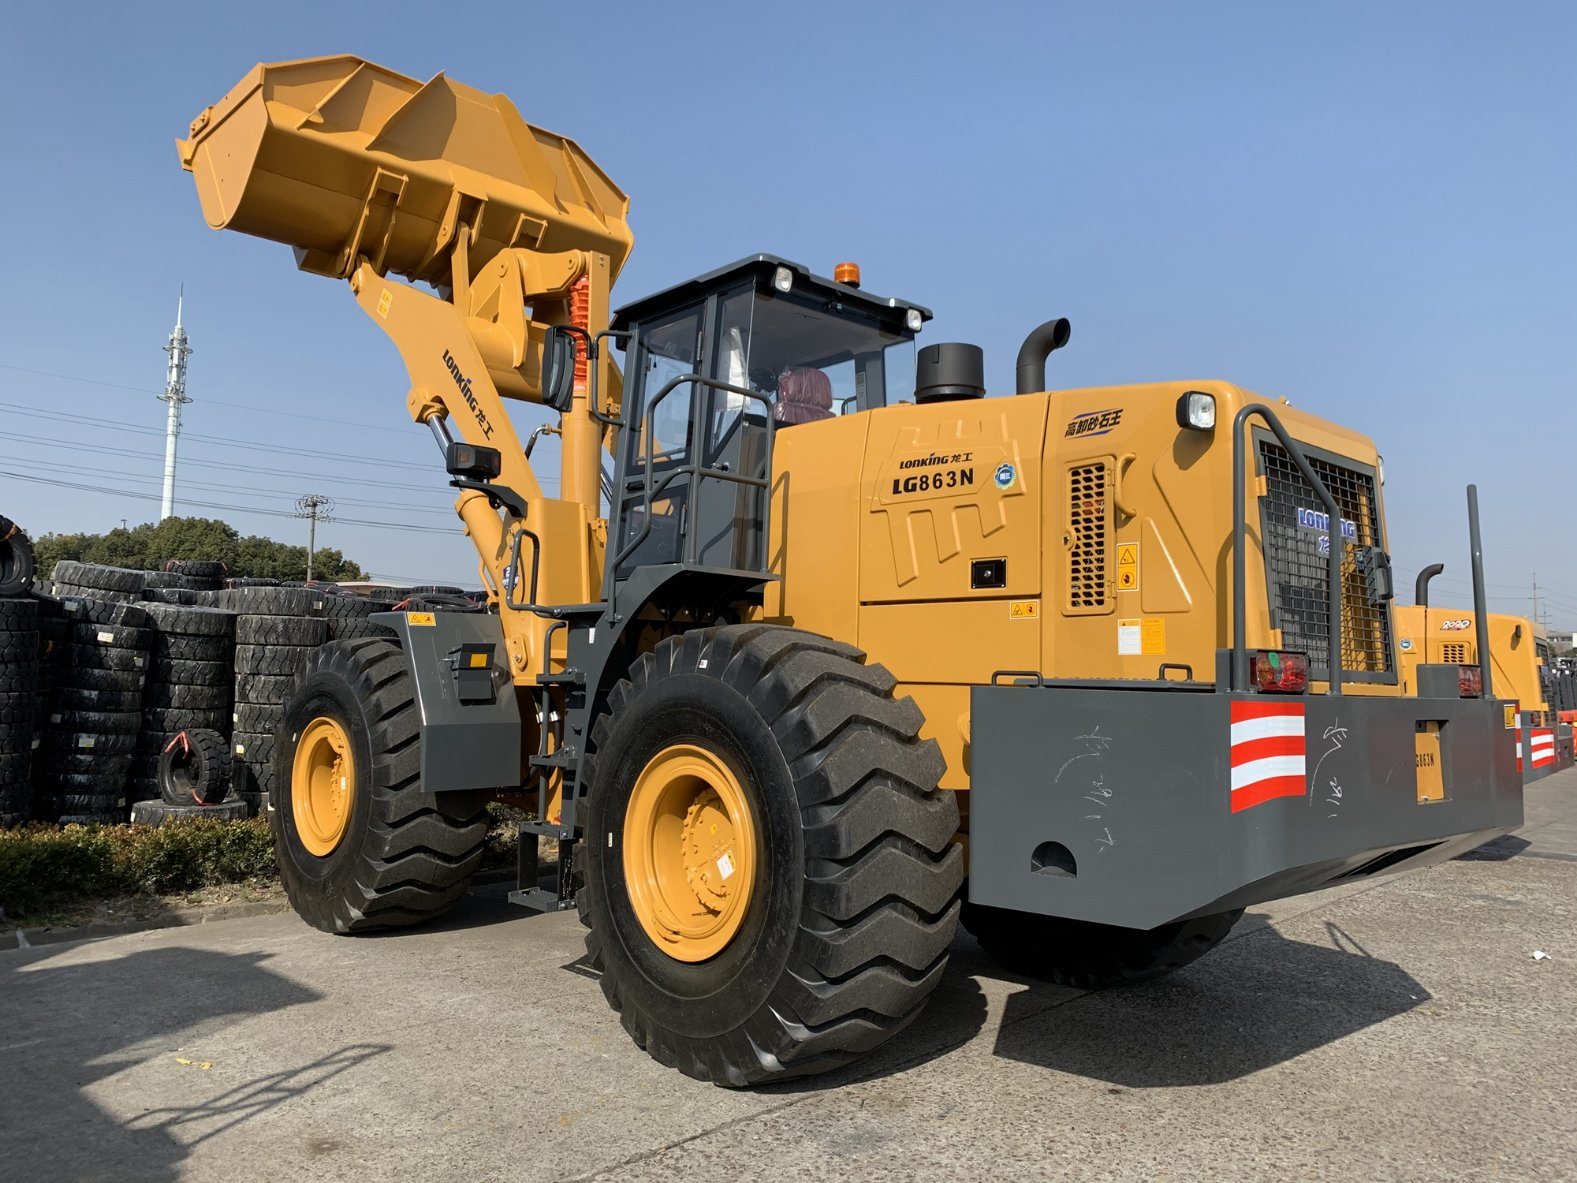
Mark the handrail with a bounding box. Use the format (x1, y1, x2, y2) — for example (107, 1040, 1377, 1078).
(1231, 404, 1344, 695)
(606, 373, 777, 619)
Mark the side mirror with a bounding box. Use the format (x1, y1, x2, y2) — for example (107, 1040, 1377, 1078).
(542, 325, 577, 413)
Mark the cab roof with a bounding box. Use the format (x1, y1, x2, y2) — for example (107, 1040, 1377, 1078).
(610, 254, 933, 335)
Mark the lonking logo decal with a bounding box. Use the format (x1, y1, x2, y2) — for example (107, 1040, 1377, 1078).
(897, 451, 972, 470)
(1295, 507, 1357, 539)
(442, 349, 494, 438)
(1064, 408, 1122, 437)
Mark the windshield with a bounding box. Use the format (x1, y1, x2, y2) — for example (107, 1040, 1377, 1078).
(714, 287, 915, 418)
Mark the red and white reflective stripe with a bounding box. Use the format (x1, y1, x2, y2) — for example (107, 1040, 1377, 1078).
(1530, 729, 1556, 769)
(1516, 739, 1523, 773)
(1230, 701, 1306, 812)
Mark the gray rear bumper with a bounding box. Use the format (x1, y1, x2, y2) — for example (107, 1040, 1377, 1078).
(967, 686, 1523, 930)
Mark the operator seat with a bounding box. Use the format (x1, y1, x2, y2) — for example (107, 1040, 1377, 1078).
(773, 366, 834, 425)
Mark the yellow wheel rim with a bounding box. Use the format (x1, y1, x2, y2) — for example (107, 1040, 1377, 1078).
(291, 716, 355, 857)
(623, 743, 757, 963)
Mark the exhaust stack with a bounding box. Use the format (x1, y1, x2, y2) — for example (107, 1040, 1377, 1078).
(1014, 318, 1072, 394)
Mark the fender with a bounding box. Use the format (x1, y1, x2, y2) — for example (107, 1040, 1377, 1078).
(374, 611, 522, 793)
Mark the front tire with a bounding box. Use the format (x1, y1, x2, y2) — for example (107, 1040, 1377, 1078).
(579, 625, 963, 1086)
(273, 639, 489, 933)
(961, 902, 1243, 989)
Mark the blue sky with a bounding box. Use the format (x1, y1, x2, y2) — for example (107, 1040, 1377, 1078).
(1, 2, 1573, 621)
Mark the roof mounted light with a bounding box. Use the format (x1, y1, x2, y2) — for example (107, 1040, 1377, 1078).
(834, 261, 861, 287)
(905, 308, 924, 332)
(1176, 390, 1216, 432)
(772, 265, 794, 293)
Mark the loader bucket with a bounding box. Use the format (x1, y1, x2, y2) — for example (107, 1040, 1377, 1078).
(178, 56, 633, 286)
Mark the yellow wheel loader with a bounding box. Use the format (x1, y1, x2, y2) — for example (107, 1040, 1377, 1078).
(180, 57, 1523, 1086)
(1395, 568, 1570, 779)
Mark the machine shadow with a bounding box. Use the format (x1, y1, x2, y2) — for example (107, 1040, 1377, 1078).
(989, 914, 1429, 1087)
(358, 880, 522, 938)
(1455, 833, 1532, 862)
(759, 939, 993, 1095)
(0, 944, 322, 1183)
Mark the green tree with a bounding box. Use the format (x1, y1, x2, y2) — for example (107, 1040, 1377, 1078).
(34, 517, 366, 582)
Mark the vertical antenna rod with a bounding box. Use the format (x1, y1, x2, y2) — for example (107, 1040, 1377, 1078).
(158, 290, 193, 521)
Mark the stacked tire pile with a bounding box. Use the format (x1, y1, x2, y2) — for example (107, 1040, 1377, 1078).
(325, 592, 397, 643)
(164, 559, 227, 593)
(127, 600, 237, 806)
(37, 599, 151, 823)
(0, 597, 40, 827)
(50, 560, 145, 604)
(211, 586, 328, 813)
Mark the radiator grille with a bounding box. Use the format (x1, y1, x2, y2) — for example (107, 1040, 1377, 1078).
(1441, 642, 1469, 665)
(1257, 440, 1393, 678)
(1067, 462, 1109, 612)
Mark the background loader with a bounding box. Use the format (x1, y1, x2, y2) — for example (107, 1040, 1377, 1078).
(180, 56, 1522, 1086)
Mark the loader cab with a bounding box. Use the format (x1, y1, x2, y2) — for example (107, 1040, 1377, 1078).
(607, 255, 930, 581)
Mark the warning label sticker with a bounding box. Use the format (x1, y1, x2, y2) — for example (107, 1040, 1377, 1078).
(1116, 542, 1138, 591)
(1118, 617, 1166, 657)
(1009, 600, 1040, 619)
(1504, 703, 1519, 729)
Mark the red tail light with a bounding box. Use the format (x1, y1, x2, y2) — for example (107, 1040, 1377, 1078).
(1458, 665, 1483, 698)
(1251, 650, 1309, 694)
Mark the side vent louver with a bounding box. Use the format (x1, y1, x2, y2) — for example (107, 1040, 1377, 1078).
(1066, 461, 1110, 614)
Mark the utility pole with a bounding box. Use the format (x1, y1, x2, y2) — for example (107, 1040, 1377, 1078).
(158, 290, 193, 521)
(1533, 573, 1542, 629)
(294, 494, 336, 581)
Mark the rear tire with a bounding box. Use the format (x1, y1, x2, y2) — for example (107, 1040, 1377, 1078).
(579, 625, 963, 1087)
(273, 639, 489, 933)
(961, 902, 1242, 989)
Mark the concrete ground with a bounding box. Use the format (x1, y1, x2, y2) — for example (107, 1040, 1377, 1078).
(2, 775, 1573, 1183)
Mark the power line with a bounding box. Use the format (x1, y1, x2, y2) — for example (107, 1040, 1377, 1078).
(1, 429, 517, 494)
(0, 469, 456, 535)
(0, 360, 415, 436)
(0, 453, 457, 515)
(0, 402, 435, 470)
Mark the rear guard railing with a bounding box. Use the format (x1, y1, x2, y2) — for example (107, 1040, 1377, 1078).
(1231, 404, 1345, 694)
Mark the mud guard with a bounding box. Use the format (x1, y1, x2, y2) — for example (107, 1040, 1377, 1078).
(374, 612, 521, 793)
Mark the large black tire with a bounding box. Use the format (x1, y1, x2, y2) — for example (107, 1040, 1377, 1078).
(141, 587, 210, 606)
(210, 586, 326, 616)
(960, 903, 1244, 989)
(235, 673, 294, 705)
(579, 625, 963, 1087)
(0, 522, 34, 596)
(235, 615, 328, 647)
(158, 658, 231, 687)
(235, 644, 318, 677)
(271, 639, 489, 932)
(158, 727, 232, 805)
(51, 561, 145, 596)
(132, 798, 248, 824)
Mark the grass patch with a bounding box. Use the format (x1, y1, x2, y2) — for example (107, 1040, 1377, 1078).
(2, 807, 534, 927)
(0, 817, 277, 922)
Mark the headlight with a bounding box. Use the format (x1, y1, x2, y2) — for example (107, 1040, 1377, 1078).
(1176, 390, 1216, 431)
(905, 308, 924, 332)
(772, 266, 794, 293)
(1377, 454, 1385, 486)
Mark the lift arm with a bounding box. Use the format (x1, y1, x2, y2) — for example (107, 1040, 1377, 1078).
(178, 55, 633, 681)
